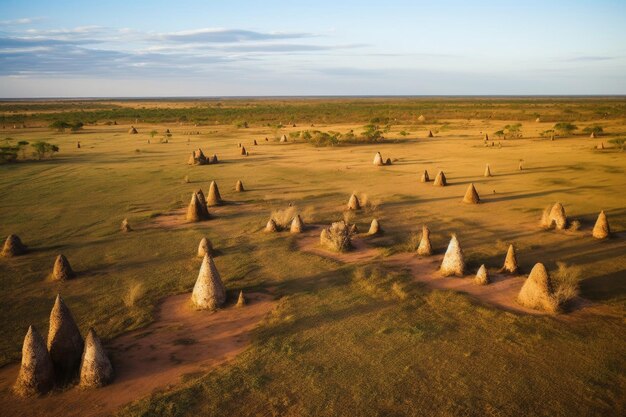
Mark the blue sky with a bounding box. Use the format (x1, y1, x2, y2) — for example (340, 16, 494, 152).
(0, 0, 625, 97)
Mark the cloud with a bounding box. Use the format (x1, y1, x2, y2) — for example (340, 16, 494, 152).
(0, 24, 363, 78)
(563, 56, 618, 62)
(157, 28, 312, 43)
(0, 17, 42, 26)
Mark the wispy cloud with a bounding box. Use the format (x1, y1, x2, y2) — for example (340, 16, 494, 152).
(563, 55, 618, 62)
(157, 28, 313, 43)
(0, 17, 43, 26)
(0, 25, 352, 78)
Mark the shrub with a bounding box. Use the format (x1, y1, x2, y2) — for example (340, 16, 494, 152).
(582, 125, 604, 135)
(361, 124, 384, 142)
(554, 122, 578, 136)
(31, 141, 59, 159)
(49, 120, 83, 132)
(552, 262, 581, 308)
(504, 123, 523, 138)
(122, 282, 145, 307)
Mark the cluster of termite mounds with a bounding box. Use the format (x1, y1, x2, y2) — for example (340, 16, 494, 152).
(373, 152, 393, 166)
(540, 202, 610, 239)
(14, 295, 113, 397)
(187, 148, 219, 165)
(265, 213, 306, 234)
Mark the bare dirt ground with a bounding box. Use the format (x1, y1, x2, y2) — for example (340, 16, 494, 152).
(0, 292, 275, 417)
(297, 225, 584, 316)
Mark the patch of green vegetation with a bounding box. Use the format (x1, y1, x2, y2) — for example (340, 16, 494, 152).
(553, 122, 578, 136)
(582, 125, 604, 135)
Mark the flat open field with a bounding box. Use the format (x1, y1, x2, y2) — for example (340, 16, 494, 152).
(0, 97, 625, 416)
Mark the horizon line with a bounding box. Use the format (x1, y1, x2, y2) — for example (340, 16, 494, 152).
(2, 94, 626, 101)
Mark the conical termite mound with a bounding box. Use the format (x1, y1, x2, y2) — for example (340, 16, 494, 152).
(79, 328, 114, 388)
(592, 211, 610, 239)
(51, 254, 75, 281)
(500, 244, 519, 274)
(474, 264, 490, 285)
(368, 219, 382, 235)
(347, 193, 361, 210)
(420, 170, 430, 183)
(290, 215, 304, 233)
(517, 263, 558, 312)
(417, 225, 433, 256)
(236, 290, 246, 307)
(186, 192, 209, 222)
(541, 202, 567, 230)
(2, 234, 27, 257)
(265, 218, 278, 233)
(373, 152, 384, 166)
(191, 254, 226, 311)
(235, 180, 245, 192)
(427, 130, 434, 138)
(14, 325, 55, 397)
(462, 183, 480, 204)
(440, 234, 465, 277)
(48, 295, 84, 383)
(197, 237, 214, 257)
(484, 164, 492, 177)
(433, 171, 447, 186)
(120, 218, 132, 232)
(240, 146, 247, 156)
(207, 181, 223, 207)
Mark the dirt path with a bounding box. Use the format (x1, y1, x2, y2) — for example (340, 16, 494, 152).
(0, 292, 275, 417)
(297, 225, 558, 315)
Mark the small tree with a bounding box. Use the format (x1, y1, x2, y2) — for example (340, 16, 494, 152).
(70, 122, 83, 133)
(554, 122, 578, 136)
(31, 141, 59, 160)
(504, 123, 523, 138)
(361, 124, 383, 142)
(50, 120, 71, 132)
(582, 125, 604, 136)
(150, 130, 158, 138)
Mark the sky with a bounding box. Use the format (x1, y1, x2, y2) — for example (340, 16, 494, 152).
(0, 0, 625, 97)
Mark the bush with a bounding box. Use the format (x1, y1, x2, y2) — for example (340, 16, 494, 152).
(582, 125, 604, 135)
(554, 122, 578, 136)
(0, 139, 29, 163)
(361, 124, 384, 141)
(504, 123, 523, 138)
(31, 141, 59, 159)
(552, 262, 581, 308)
(49, 120, 83, 132)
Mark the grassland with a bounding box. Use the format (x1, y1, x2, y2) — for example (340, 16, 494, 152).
(0, 97, 625, 416)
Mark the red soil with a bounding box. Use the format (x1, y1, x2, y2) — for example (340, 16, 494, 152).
(0, 292, 275, 417)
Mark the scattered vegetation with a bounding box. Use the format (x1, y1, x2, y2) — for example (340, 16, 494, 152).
(552, 262, 581, 308)
(1, 138, 59, 162)
(503, 123, 523, 138)
(49, 120, 84, 133)
(582, 125, 604, 136)
(553, 122, 578, 136)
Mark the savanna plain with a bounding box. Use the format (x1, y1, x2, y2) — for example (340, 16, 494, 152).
(0, 97, 625, 417)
